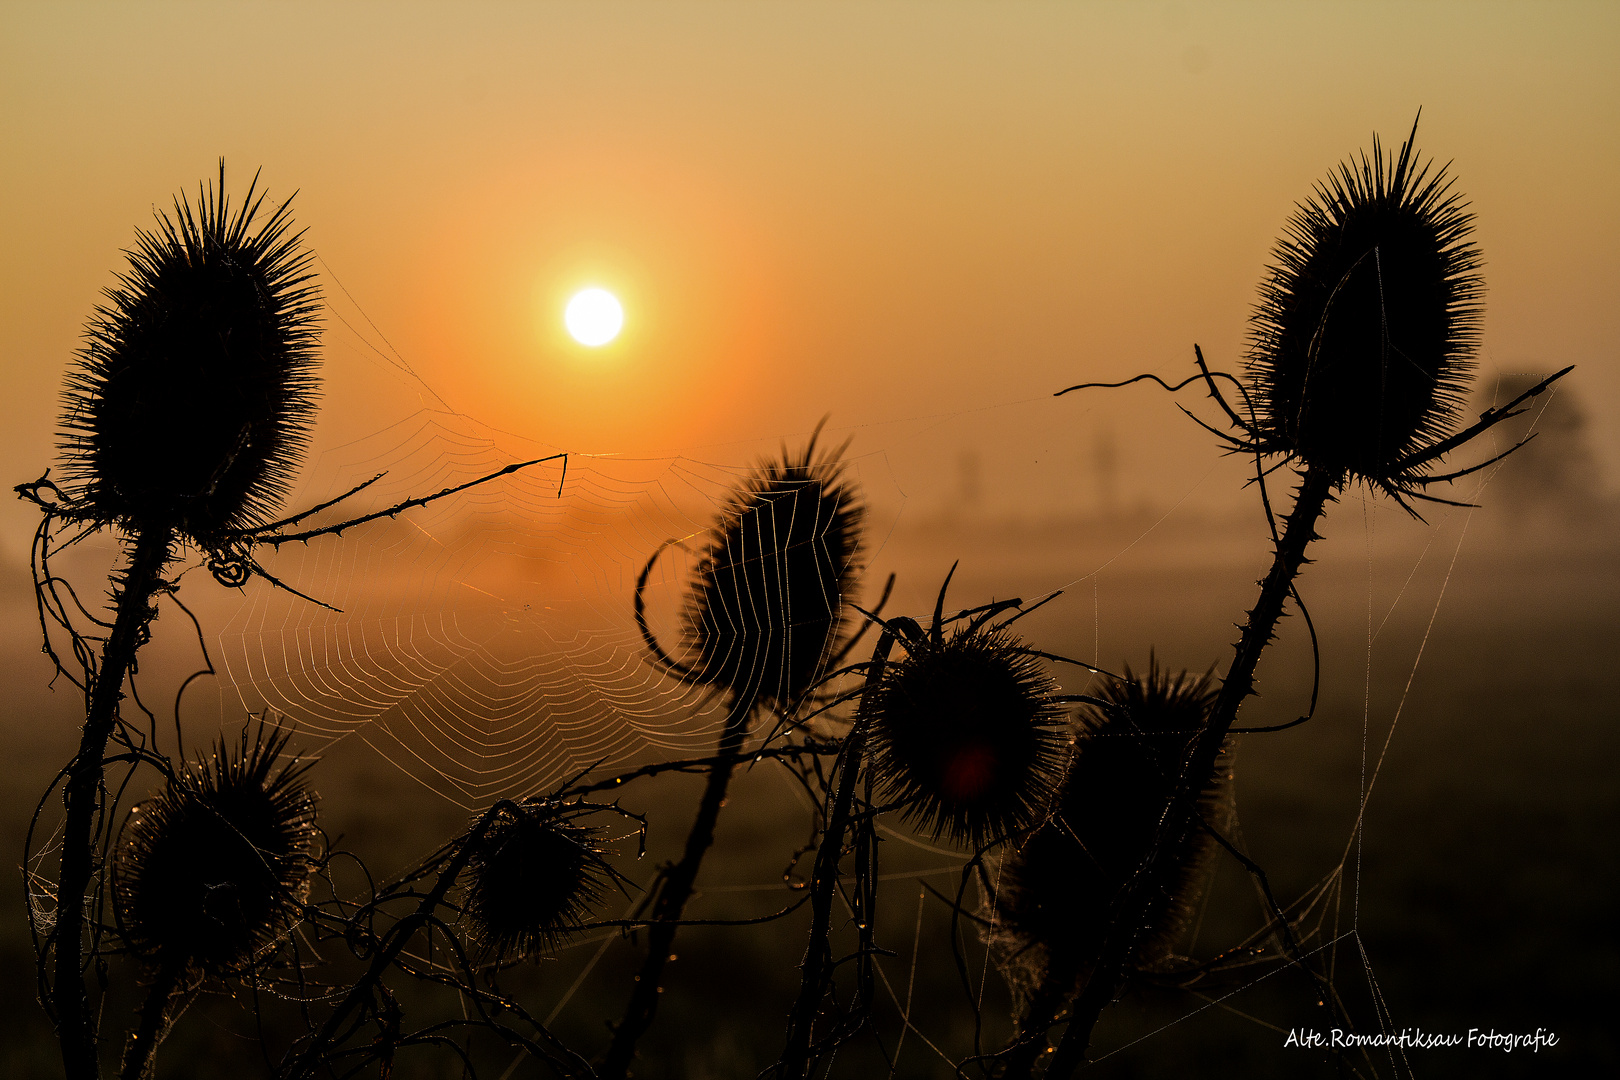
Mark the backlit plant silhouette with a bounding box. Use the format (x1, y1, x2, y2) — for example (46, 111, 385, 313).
(112, 725, 317, 1080)
(608, 425, 868, 1079)
(18, 166, 564, 1080)
(14, 122, 1573, 1080)
(1037, 116, 1570, 1077)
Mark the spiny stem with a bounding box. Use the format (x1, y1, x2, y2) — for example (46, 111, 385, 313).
(997, 953, 1083, 1078)
(279, 800, 525, 1079)
(1037, 467, 1335, 1079)
(776, 629, 897, 1078)
(52, 523, 175, 1080)
(600, 692, 756, 1080)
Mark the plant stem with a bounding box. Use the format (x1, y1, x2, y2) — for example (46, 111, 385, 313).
(997, 952, 1083, 1078)
(600, 691, 756, 1080)
(1038, 467, 1335, 1079)
(280, 801, 521, 1079)
(776, 630, 897, 1078)
(118, 957, 185, 1080)
(52, 524, 175, 1080)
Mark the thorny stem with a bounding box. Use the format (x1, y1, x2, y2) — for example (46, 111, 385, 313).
(119, 957, 186, 1080)
(52, 523, 176, 1080)
(776, 629, 898, 1079)
(996, 953, 1083, 1078)
(277, 800, 597, 1080)
(1037, 467, 1336, 1079)
(600, 691, 756, 1080)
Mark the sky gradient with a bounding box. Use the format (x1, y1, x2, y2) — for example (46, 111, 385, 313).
(2, 1, 1616, 549)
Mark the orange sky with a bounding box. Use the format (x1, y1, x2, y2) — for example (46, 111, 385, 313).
(2, 1, 1616, 550)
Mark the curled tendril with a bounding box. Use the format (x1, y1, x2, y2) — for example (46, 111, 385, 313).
(207, 554, 252, 588)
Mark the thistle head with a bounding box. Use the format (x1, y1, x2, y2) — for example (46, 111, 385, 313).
(459, 801, 611, 960)
(989, 662, 1231, 1009)
(1247, 116, 1483, 487)
(681, 425, 864, 707)
(59, 163, 320, 546)
(866, 626, 1068, 848)
(112, 723, 318, 976)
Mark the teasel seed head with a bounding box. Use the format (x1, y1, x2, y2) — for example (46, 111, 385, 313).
(112, 723, 318, 976)
(987, 662, 1231, 1014)
(459, 800, 612, 960)
(681, 425, 864, 708)
(59, 163, 320, 546)
(866, 627, 1068, 848)
(1246, 116, 1483, 488)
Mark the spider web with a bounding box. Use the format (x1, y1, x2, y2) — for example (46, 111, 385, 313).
(172, 264, 1575, 1074)
(211, 411, 896, 806)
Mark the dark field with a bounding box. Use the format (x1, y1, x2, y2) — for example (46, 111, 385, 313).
(2, 506, 1615, 1079)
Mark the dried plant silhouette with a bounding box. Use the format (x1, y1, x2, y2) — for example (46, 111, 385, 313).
(1041, 116, 1570, 1077)
(17, 166, 564, 1080)
(112, 723, 317, 1080)
(607, 423, 867, 1079)
(863, 609, 1070, 848)
(459, 799, 617, 961)
(13, 122, 1576, 1080)
(772, 570, 1099, 1080)
(987, 663, 1230, 1076)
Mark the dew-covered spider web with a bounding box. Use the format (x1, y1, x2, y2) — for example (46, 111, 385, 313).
(214, 410, 901, 806)
(160, 263, 1584, 1075)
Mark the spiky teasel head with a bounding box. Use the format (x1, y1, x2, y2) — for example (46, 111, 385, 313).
(459, 800, 613, 960)
(987, 662, 1231, 1012)
(59, 163, 320, 547)
(1246, 116, 1483, 490)
(681, 424, 864, 708)
(112, 723, 318, 976)
(866, 627, 1068, 848)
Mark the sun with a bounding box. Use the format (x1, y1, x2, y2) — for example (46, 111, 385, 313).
(564, 288, 624, 347)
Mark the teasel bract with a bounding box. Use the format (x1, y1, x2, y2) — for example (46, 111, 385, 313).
(988, 665, 1230, 1033)
(1245, 114, 1483, 496)
(459, 800, 611, 960)
(59, 162, 321, 546)
(677, 427, 865, 708)
(865, 626, 1069, 849)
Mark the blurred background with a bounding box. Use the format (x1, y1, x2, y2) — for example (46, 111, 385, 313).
(1, 2, 1615, 1076)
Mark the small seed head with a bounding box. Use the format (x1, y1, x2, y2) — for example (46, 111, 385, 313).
(113, 724, 318, 975)
(459, 801, 610, 960)
(988, 663, 1231, 1013)
(866, 628, 1068, 847)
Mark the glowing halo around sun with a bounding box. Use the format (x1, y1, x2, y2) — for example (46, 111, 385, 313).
(564, 288, 624, 346)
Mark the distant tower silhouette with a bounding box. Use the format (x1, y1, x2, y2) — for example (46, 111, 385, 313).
(957, 449, 983, 514)
(1092, 427, 1119, 517)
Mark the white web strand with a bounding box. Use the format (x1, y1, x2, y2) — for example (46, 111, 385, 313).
(214, 411, 889, 805)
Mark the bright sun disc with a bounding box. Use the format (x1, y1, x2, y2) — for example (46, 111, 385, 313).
(565, 288, 624, 346)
